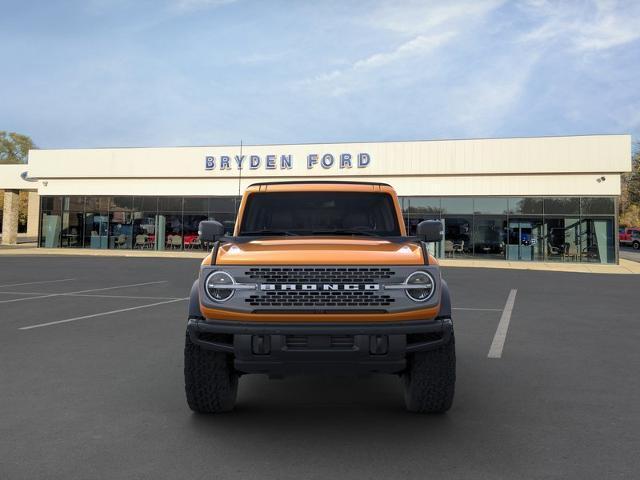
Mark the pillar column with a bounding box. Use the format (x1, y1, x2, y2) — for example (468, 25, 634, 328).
(1, 189, 20, 245)
(26, 191, 40, 238)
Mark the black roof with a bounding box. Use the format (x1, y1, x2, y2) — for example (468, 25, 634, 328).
(247, 180, 392, 187)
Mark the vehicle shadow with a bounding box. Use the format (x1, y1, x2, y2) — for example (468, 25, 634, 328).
(186, 374, 457, 442)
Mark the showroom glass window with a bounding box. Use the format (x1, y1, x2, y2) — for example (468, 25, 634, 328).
(37, 195, 616, 263)
(183, 197, 209, 251)
(441, 197, 473, 256)
(40, 196, 63, 247)
(109, 196, 134, 249)
(401, 197, 441, 236)
(543, 197, 581, 262)
(579, 197, 615, 263)
(157, 197, 183, 250)
(84, 197, 109, 249)
(472, 198, 507, 259)
(209, 197, 240, 235)
(59, 196, 84, 248)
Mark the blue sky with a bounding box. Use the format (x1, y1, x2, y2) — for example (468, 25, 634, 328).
(1, 0, 639, 148)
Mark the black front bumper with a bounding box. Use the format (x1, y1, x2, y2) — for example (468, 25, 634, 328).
(187, 317, 453, 375)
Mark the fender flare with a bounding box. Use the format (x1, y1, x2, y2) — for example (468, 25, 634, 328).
(437, 279, 452, 319)
(188, 279, 204, 319)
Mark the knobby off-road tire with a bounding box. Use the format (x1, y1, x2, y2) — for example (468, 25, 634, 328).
(633, 241, 640, 250)
(403, 332, 456, 413)
(184, 332, 239, 413)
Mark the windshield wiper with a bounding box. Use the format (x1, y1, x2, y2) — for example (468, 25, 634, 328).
(240, 229, 299, 236)
(311, 229, 381, 237)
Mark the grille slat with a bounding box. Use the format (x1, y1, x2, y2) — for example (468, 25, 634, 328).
(246, 291, 394, 307)
(244, 267, 396, 308)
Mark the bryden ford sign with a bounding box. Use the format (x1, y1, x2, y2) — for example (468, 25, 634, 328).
(205, 152, 371, 171)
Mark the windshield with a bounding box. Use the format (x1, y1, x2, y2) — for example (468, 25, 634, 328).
(238, 191, 401, 237)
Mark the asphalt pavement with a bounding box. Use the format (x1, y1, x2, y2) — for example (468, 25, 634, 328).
(0, 255, 638, 480)
(620, 245, 640, 263)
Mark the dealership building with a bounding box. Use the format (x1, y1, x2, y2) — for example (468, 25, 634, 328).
(0, 134, 632, 263)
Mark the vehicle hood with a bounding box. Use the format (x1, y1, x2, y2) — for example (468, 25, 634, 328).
(215, 237, 426, 265)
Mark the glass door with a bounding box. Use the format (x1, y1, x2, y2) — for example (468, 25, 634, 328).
(507, 218, 543, 261)
(84, 214, 109, 249)
(578, 218, 614, 263)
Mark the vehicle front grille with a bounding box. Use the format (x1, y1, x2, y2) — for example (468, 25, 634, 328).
(245, 290, 395, 308)
(244, 267, 395, 283)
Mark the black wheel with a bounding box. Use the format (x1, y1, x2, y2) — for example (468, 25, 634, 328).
(633, 241, 640, 250)
(403, 332, 456, 413)
(184, 332, 238, 413)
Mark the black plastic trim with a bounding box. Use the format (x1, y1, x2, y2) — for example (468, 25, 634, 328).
(211, 240, 221, 264)
(187, 318, 452, 375)
(217, 235, 425, 245)
(188, 318, 450, 336)
(437, 280, 452, 320)
(247, 180, 392, 188)
(188, 280, 203, 319)
(420, 241, 429, 265)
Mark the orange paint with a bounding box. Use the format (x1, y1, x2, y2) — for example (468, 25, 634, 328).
(199, 304, 442, 323)
(202, 181, 439, 323)
(216, 238, 424, 266)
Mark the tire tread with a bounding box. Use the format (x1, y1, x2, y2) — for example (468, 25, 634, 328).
(184, 332, 238, 413)
(403, 332, 456, 413)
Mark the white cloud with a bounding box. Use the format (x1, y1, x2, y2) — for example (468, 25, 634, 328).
(352, 32, 456, 70)
(300, 0, 504, 97)
(300, 32, 456, 96)
(365, 0, 505, 36)
(520, 0, 640, 51)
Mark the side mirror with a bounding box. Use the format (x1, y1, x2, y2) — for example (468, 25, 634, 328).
(416, 220, 443, 243)
(198, 220, 225, 242)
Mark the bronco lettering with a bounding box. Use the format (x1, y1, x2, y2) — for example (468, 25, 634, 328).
(259, 283, 380, 291)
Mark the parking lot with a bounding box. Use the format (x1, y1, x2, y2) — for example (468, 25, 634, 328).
(620, 245, 640, 263)
(1, 255, 639, 479)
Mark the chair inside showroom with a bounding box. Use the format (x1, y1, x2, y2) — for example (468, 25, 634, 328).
(452, 241, 465, 255)
(188, 236, 201, 250)
(134, 234, 147, 249)
(171, 235, 183, 250)
(564, 243, 578, 261)
(547, 242, 563, 260)
(445, 240, 454, 257)
(114, 234, 127, 249)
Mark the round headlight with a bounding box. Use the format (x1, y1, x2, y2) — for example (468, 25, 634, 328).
(205, 271, 234, 302)
(405, 271, 435, 302)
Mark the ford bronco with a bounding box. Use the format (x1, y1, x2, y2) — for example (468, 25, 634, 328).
(185, 181, 455, 413)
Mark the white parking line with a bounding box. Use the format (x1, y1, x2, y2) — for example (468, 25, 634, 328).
(0, 291, 184, 300)
(0, 278, 76, 288)
(0, 281, 168, 304)
(0, 291, 46, 296)
(453, 307, 503, 312)
(60, 293, 184, 300)
(488, 289, 518, 359)
(19, 298, 189, 330)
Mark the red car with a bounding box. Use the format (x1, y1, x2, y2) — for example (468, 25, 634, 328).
(619, 227, 640, 249)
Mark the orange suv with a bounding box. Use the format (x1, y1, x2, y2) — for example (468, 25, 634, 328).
(185, 181, 455, 413)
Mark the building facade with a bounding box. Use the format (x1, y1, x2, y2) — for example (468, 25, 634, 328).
(0, 134, 632, 263)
